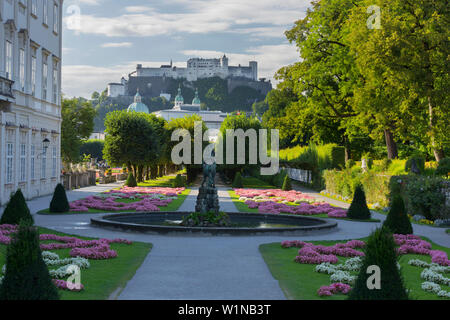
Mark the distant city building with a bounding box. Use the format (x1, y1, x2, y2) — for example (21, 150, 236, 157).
(153, 87, 227, 139)
(107, 55, 271, 99)
(0, 0, 63, 204)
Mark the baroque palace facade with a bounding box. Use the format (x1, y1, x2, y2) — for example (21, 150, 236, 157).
(0, 0, 63, 205)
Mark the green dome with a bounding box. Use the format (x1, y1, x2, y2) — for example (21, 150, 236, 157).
(192, 89, 201, 105)
(175, 86, 184, 103)
(127, 90, 149, 113)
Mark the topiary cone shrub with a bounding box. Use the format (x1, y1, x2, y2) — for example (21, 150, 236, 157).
(383, 195, 413, 235)
(347, 184, 371, 220)
(282, 175, 292, 191)
(125, 172, 137, 187)
(0, 221, 59, 300)
(348, 228, 409, 300)
(172, 174, 186, 188)
(232, 172, 243, 188)
(49, 184, 70, 213)
(0, 189, 34, 225)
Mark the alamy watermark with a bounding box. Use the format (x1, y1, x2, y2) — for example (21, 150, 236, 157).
(367, 5, 381, 29)
(170, 121, 279, 175)
(366, 265, 381, 290)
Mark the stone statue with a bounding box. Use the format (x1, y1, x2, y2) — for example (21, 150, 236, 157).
(195, 151, 220, 214)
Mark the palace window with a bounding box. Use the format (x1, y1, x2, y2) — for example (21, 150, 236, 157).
(52, 63, 58, 103)
(43, 0, 48, 25)
(53, 3, 59, 33)
(31, 56, 37, 96)
(31, 145, 35, 179)
(19, 48, 25, 91)
(31, 0, 38, 16)
(52, 146, 57, 177)
(20, 144, 26, 182)
(43, 59, 48, 100)
(6, 143, 13, 183)
(5, 41, 13, 80)
(41, 150, 46, 179)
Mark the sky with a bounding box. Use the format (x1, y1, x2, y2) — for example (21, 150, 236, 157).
(61, 0, 311, 99)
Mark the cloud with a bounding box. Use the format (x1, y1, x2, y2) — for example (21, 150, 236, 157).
(63, 1, 309, 38)
(62, 43, 299, 98)
(101, 42, 133, 48)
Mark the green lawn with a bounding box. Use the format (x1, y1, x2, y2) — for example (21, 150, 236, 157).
(260, 237, 450, 300)
(0, 227, 151, 300)
(138, 171, 187, 187)
(228, 190, 380, 222)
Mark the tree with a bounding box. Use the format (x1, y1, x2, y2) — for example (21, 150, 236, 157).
(348, 228, 409, 300)
(125, 172, 137, 187)
(80, 139, 104, 161)
(276, 0, 361, 158)
(383, 195, 413, 235)
(346, 0, 449, 162)
(49, 184, 70, 213)
(61, 97, 96, 164)
(219, 114, 264, 180)
(0, 221, 59, 300)
(347, 185, 371, 220)
(0, 189, 34, 225)
(166, 114, 209, 183)
(282, 175, 292, 191)
(103, 111, 162, 182)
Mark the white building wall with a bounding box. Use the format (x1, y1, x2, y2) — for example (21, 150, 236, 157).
(0, 0, 63, 205)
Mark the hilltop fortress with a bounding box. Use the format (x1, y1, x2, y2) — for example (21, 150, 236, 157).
(107, 55, 271, 99)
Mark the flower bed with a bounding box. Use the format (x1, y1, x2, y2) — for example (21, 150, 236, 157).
(280, 235, 450, 298)
(0, 224, 133, 293)
(68, 186, 185, 213)
(234, 188, 347, 218)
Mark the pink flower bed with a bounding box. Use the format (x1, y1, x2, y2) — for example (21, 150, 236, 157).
(0, 224, 18, 245)
(318, 283, 352, 296)
(52, 279, 84, 292)
(282, 235, 450, 267)
(69, 186, 185, 212)
(235, 188, 347, 218)
(282, 240, 365, 264)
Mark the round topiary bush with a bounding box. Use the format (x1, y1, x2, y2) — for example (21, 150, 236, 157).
(49, 184, 70, 213)
(383, 195, 413, 235)
(348, 228, 409, 300)
(436, 158, 450, 177)
(232, 172, 243, 188)
(347, 185, 371, 220)
(125, 172, 137, 187)
(0, 221, 59, 300)
(282, 175, 292, 191)
(0, 189, 34, 225)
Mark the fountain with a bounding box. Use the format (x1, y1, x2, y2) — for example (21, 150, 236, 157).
(91, 161, 337, 236)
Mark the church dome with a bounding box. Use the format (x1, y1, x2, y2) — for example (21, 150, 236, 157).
(127, 90, 149, 113)
(175, 86, 184, 104)
(192, 89, 201, 105)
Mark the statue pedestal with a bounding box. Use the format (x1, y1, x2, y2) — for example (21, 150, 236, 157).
(195, 186, 219, 214)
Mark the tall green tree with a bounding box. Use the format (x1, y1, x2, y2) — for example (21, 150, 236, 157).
(347, 0, 449, 161)
(61, 97, 96, 164)
(103, 111, 161, 181)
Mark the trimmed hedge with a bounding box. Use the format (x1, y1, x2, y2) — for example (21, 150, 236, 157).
(348, 228, 409, 300)
(279, 143, 345, 171)
(125, 173, 137, 187)
(232, 172, 243, 188)
(347, 185, 371, 220)
(282, 175, 292, 191)
(0, 189, 34, 225)
(383, 195, 413, 235)
(49, 184, 70, 213)
(0, 222, 59, 300)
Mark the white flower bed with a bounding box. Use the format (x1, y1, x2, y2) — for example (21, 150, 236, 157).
(409, 258, 450, 299)
(42, 251, 90, 269)
(330, 270, 356, 285)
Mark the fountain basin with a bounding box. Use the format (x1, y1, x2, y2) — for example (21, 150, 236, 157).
(91, 212, 337, 236)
